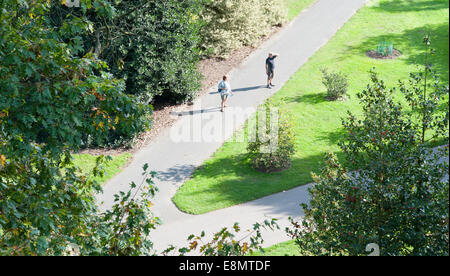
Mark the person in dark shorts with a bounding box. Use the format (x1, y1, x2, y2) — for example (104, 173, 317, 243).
(265, 52, 279, 88)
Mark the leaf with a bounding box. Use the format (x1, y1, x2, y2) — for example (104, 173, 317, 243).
(0, 155, 6, 167)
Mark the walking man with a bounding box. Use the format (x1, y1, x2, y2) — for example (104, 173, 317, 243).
(218, 75, 233, 112)
(265, 52, 279, 88)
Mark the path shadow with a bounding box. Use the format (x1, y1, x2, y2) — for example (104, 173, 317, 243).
(317, 128, 347, 146)
(209, 85, 266, 95)
(373, 0, 448, 13)
(157, 164, 196, 183)
(170, 107, 221, 117)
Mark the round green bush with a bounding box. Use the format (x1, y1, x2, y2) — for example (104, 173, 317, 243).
(247, 101, 296, 173)
(199, 0, 288, 57)
(320, 68, 349, 101)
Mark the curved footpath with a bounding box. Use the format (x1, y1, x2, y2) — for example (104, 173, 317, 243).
(97, 0, 372, 253)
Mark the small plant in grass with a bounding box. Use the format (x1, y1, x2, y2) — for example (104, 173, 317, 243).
(247, 100, 296, 173)
(377, 41, 394, 56)
(320, 68, 349, 101)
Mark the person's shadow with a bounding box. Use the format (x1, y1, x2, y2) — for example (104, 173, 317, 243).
(209, 85, 266, 95)
(170, 107, 222, 117)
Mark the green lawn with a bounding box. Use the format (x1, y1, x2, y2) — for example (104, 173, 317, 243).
(284, 0, 317, 21)
(173, 0, 450, 214)
(71, 153, 131, 185)
(251, 240, 301, 256)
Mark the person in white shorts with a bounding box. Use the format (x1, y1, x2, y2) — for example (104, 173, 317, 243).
(218, 75, 233, 112)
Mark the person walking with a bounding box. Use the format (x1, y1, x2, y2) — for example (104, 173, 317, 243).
(265, 52, 279, 88)
(218, 75, 233, 112)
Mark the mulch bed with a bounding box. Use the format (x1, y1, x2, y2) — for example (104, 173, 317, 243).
(366, 49, 402, 60)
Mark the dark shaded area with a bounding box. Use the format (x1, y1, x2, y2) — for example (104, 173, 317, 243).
(284, 92, 327, 104)
(317, 128, 347, 146)
(157, 164, 197, 183)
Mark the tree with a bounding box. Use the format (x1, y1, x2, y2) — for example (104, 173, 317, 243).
(288, 64, 449, 255)
(0, 0, 149, 254)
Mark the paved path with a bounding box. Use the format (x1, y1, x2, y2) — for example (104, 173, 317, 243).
(97, 0, 371, 253)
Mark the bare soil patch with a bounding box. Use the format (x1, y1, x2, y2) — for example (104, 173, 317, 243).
(366, 49, 402, 60)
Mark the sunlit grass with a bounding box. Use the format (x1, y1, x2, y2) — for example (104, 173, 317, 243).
(71, 153, 131, 185)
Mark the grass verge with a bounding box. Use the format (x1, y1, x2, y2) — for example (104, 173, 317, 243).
(284, 0, 317, 21)
(72, 153, 131, 185)
(251, 240, 300, 256)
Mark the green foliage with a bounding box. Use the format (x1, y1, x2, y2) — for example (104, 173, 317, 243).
(399, 35, 449, 144)
(103, 0, 203, 104)
(0, 4, 132, 155)
(48, 0, 203, 104)
(320, 68, 349, 100)
(0, 0, 272, 256)
(247, 101, 296, 172)
(79, 87, 152, 148)
(164, 219, 279, 256)
(288, 66, 449, 256)
(2, 0, 152, 149)
(377, 41, 394, 56)
(0, 0, 150, 255)
(199, 0, 288, 57)
(75, 165, 160, 256)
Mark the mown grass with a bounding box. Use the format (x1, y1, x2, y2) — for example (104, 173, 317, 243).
(284, 0, 317, 21)
(71, 153, 131, 185)
(173, 0, 449, 215)
(251, 240, 301, 256)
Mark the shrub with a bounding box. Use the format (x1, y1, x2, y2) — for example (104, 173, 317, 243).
(104, 0, 203, 104)
(247, 101, 296, 172)
(199, 0, 288, 57)
(320, 68, 349, 100)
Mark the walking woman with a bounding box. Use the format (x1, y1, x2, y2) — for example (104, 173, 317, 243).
(218, 75, 233, 112)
